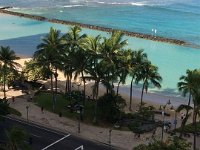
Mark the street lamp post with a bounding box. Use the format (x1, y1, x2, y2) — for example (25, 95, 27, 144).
(161, 99, 171, 141)
(26, 105, 29, 122)
(174, 110, 177, 130)
(161, 108, 165, 141)
(170, 105, 177, 130)
(109, 129, 112, 149)
(76, 105, 83, 133)
(78, 111, 80, 133)
(77, 82, 81, 91)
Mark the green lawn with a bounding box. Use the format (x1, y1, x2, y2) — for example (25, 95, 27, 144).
(34, 91, 97, 124)
(9, 107, 21, 116)
(176, 122, 200, 133)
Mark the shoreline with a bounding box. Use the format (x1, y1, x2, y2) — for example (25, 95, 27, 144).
(13, 57, 188, 109)
(0, 8, 190, 46)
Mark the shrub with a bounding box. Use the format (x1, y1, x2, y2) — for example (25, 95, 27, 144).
(98, 93, 126, 123)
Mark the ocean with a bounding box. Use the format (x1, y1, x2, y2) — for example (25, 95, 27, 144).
(0, 0, 200, 97)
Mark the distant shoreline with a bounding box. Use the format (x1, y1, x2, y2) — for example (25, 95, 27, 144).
(0, 8, 190, 46)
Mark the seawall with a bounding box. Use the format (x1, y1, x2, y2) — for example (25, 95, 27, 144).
(0, 8, 188, 46)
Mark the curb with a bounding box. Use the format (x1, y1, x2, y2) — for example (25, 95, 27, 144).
(7, 114, 124, 150)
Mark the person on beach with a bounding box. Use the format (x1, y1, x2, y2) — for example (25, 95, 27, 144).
(41, 106, 44, 113)
(12, 96, 15, 102)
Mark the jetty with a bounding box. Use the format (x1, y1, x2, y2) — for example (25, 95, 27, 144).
(0, 8, 188, 46)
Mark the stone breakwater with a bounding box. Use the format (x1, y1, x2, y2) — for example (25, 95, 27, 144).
(0, 8, 187, 46)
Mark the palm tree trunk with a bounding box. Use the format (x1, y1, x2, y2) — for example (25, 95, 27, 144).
(65, 77, 68, 93)
(116, 80, 121, 95)
(140, 83, 145, 108)
(93, 82, 99, 123)
(69, 73, 72, 92)
(67, 74, 70, 92)
(3, 66, 6, 99)
(55, 68, 58, 94)
(179, 93, 192, 138)
(129, 77, 134, 111)
(193, 106, 197, 150)
(50, 73, 55, 112)
(54, 68, 58, 105)
(81, 71, 86, 106)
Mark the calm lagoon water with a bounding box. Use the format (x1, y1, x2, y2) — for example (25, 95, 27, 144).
(0, 0, 200, 97)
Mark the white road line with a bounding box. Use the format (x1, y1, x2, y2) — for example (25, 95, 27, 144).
(41, 134, 70, 150)
(31, 134, 41, 138)
(75, 145, 84, 150)
(5, 116, 65, 136)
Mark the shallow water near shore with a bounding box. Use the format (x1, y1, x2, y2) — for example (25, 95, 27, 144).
(0, 14, 200, 98)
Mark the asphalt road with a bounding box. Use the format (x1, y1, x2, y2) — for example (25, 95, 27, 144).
(0, 117, 117, 150)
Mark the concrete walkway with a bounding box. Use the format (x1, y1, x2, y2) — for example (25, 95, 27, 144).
(9, 95, 144, 150)
(7, 89, 198, 150)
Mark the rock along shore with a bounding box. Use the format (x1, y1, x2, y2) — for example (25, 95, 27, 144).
(0, 8, 187, 46)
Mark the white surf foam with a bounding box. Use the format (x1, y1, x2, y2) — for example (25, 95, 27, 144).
(12, 7, 21, 10)
(63, 4, 84, 8)
(95, 1, 153, 6)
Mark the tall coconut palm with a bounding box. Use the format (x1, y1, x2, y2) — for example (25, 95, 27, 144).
(191, 90, 200, 150)
(61, 26, 87, 93)
(34, 27, 62, 111)
(0, 46, 20, 99)
(81, 35, 102, 72)
(100, 31, 127, 93)
(115, 49, 132, 95)
(73, 48, 91, 106)
(188, 70, 200, 150)
(129, 50, 148, 110)
(138, 61, 162, 107)
(177, 69, 200, 149)
(80, 35, 102, 98)
(177, 104, 193, 138)
(177, 69, 198, 137)
(85, 62, 111, 123)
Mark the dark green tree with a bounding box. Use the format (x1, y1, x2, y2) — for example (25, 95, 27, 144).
(5, 126, 30, 150)
(34, 27, 63, 112)
(0, 46, 20, 99)
(138, 61, 162, 108)
(129, 49, 148, 110)
(133, 136, 191, 150)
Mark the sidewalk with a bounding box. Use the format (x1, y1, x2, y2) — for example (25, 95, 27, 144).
(9, 95, 144, 150)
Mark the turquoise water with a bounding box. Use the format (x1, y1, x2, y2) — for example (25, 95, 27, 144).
(0, 0, 200, 96)
(1, 0, 200, 46)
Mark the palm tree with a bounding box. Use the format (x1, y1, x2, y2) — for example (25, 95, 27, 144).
(99, 31, 128, 93)
(176, 104, 193, 138)
(189, 71, 200, 150)
(5, 126, 30, 150)
(85, 62, 111, 123)
(34, 27, 62, 111)
(0, 46, 20, 99)
(115, 49, 132, 95)
(80, 35, 102, 99)
(61, 26, 87, 93)
(191, 91, 200, 150)
(73, 48, 90, 106)
(178, 69, 200, 150)
(129, 49, 148, 110)
(177, 69, 198, 137)
(138, 61, 162, 107)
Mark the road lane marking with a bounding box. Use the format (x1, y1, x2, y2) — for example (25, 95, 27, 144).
(75, 145, 84, 150)
(31, 134, 41, 138)
(41, 134, 70, 150)
(5, 116, 65, 136)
